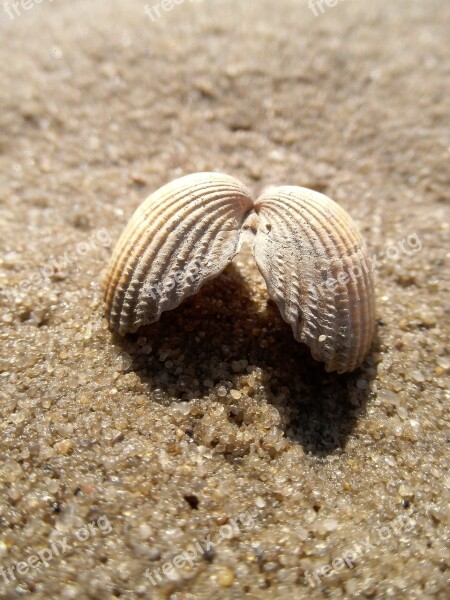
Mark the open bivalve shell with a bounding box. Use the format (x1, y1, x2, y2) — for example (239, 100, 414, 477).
(103, 172, 375, 373)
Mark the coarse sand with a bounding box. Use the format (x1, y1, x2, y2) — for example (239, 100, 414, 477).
(0, 0, 449, 599)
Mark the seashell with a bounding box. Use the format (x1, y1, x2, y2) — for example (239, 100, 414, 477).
(104, 172, 253, 335)
(253, 186, 375, 374)
(104, 173, 375, 373)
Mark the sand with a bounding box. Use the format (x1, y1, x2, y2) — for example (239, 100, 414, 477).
(0, 0, 449, 598)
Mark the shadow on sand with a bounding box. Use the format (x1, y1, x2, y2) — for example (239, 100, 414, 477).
(112, 263, 379, 457)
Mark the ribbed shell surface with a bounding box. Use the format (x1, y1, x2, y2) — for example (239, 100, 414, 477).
(104, 172, 253, 335)
(253, 186, 375, 373)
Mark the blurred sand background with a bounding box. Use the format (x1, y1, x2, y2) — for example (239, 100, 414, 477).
(0, 0, 449, 598)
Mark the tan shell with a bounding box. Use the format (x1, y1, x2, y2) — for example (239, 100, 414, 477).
(104, 172, 253, 335)
(254, 186, 375, 373)
(104, 173, 375, 372)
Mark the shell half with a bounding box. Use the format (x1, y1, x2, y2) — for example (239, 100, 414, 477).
(104, 172, 253, 335)
(253, 186, 375, 373)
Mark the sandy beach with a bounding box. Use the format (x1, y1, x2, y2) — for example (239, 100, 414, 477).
(0, 0, 449, 598)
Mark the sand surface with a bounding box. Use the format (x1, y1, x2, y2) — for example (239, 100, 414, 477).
(0, 0, 449, 598)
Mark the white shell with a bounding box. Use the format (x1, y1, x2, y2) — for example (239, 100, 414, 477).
(104, 173, 375, 372)
(104, 172, 253, 335)
(254, 186, 375, 373)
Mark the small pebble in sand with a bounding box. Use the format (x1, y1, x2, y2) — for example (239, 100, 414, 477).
(322, 518, 339, 532)
(410, 370, 425, 383)
(436, 356, 450, 372)
(138, 524, 152, 540)
(398, 484, 415, 500)
(216, 566, 235, 587)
